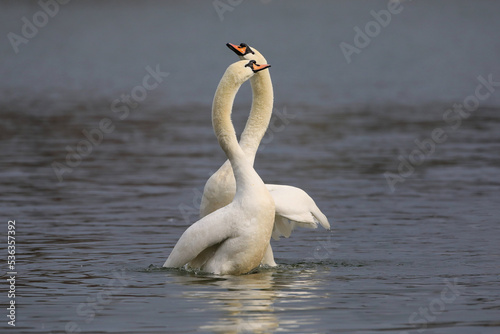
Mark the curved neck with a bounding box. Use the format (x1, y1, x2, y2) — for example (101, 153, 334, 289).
(212, 70, 255, 191)
(239, 70, 274, 164)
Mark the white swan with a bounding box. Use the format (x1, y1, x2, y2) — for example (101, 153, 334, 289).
(163, 60, 275, 275)
(200, 43, 331, 267)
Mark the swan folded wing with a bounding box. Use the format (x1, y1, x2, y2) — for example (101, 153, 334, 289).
(163, 210, 232, 268)
(267, 184, 331, 240)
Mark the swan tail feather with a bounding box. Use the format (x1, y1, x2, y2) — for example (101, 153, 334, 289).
(267, 184, 331, 239)
(310, 205, 331, 230)
(272, 215, 295, 240)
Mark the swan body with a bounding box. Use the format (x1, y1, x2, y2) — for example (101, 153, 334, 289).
(200, 44, 330, 267)
(164, 60, 275, 275)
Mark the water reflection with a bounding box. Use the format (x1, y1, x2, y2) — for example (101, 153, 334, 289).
(167, 266, 328, 333)
(195, 272, 278, 333)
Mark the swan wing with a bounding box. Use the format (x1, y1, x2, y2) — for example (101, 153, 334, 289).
(163, 208, 233, 268)
(266, 184, 331, 240)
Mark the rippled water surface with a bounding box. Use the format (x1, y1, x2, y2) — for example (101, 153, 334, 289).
(2, 1, 500, 333)
(3, 102, 500, 333)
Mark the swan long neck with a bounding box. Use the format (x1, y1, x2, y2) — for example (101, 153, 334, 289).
(239, 67, 274, 164)
(212, 69, 254, 190)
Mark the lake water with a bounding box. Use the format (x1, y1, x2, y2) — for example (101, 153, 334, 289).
(1, 1, 500, 333)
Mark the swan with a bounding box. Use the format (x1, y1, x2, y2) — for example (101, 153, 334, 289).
(163, 59, 275, 275)
(200, 43, 331, 267)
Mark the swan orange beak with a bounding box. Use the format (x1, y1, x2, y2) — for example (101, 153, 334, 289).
(245, 60, 271, 73)
(226, 43, 254, 56)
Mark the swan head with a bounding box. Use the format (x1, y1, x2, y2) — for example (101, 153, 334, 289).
(244, 60, 271, 73)
(224, 59, 271, 85)
(227, 42, 254, 57)
(226, 43, 267, 64)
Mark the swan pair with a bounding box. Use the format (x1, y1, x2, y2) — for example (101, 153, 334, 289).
(164, 43, 330, 275)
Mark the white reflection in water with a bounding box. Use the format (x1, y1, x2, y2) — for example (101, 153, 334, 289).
(167, 268, 327, 333)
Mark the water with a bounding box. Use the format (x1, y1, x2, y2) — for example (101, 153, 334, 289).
(1, 1, 500, 333)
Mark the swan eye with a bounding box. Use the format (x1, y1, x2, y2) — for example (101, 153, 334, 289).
(244, 60, 257, 69)
(242, 44, 255, 55)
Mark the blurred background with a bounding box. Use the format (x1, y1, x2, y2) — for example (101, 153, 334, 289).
(1, 1, 500, 333)
(2, 0, 500, 108)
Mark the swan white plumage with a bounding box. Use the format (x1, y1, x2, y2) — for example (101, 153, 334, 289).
(163, 60, 275, 275)
(200, 43, 331, 267)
